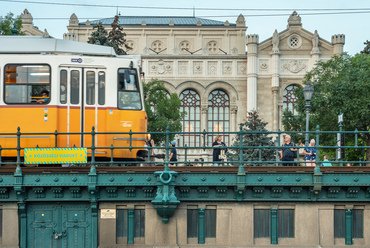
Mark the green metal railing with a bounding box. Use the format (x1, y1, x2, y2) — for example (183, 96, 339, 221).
(0, 125, 369, 168)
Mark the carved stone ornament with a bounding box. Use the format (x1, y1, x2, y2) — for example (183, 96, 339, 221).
(194, 62, 203, 74)
(237, 61, 247, 75)
(311, 30, 321, 54)
(149, 60, 173, 75)
(20, 9, 33, 24)
(208, 61, 218, 75)
(222, 62, 232, 75)
(201, 106, 208, 114)
(259, 60, 269, 71)
(179, 61, 188, 75)
(69, 13, 78, 26)
(281, 60, 307, 73)
(287, 11, 301, 26)
(271, 29, 280, 53)
(236, 14, 246, 27)
(231, 106, 238, 114)
(231, 47, 238, 55)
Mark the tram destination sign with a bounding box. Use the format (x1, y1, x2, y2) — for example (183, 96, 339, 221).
(24, 148, 87, 165)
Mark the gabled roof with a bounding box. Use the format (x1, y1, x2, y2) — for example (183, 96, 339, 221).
(81, 16, 235, 27)
(0, 36, 116, 56)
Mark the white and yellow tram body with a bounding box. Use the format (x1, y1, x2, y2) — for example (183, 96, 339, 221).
(0, 36, 147, 160)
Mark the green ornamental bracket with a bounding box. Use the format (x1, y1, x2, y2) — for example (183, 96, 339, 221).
(235, 165, 246, 201)
(151, 169, 180, 223)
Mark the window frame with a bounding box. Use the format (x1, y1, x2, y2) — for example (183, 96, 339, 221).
(207, 89, 230, 146)
(3, 63, 51, 105)
(180, 89, 201, 147)
(283, 84, 300, 115)
(117, 68, 142, 110)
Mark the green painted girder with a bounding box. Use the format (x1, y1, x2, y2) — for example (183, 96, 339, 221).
(0, 171, 369, 203)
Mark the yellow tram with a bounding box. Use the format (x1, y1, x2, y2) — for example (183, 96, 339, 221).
(0, 36, 147, 160)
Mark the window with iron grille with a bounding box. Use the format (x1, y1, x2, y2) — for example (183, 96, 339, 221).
(180, 89, 201, 147)
(277, 209, 294, 238)
(208, 89, 230, 146)
(254, 209, 294, 238)
(334, 209, 363, 238)
(283, 84, 300, 115)
(205, 209, 216, 238)
(116, 209, 145, 238)
(187, 209, 198, 238)
(254, 209, 270, 238)
(187, 209, 216, 239)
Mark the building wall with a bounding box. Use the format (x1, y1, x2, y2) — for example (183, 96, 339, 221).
(98, 202, 369, 247)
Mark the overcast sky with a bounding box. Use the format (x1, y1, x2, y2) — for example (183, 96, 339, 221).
(0, 0, 369, 55)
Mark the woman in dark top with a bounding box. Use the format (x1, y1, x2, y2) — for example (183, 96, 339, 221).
(212, 135, 226, 166)
(169, 141, 177, 166)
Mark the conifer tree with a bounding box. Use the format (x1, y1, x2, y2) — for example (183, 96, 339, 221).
(108, 15, 131, 55)
(227, 110, 275, 166)
(87, 22, 109, 46)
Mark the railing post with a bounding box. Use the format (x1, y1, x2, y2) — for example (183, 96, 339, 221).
(54, 130, 58, 148)
(129, 129, 133, 151)
(0, 145, 2, 167)
(202, 129, 207, 151)
(184, 144, 188, 167)
(110, 144, 114, 166)
(91, 126, 96, 168)
(16, 127, 22, 173)
(258, 143, 262, 166)
(239, 125, 243, 167)
(314, 125, 321, 172)
(165, 126, 170, 171)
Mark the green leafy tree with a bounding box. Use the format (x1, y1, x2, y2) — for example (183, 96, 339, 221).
(283, 53, 370, 162)
(227, 110, 275, 166)
(88, 16, 130, 55)
(143, 79, 185, 145)
(87, 22, 109, 46)
(108, 15, 130, 55)
(361, 40, 370, 54)
(0, 12, 23, 35)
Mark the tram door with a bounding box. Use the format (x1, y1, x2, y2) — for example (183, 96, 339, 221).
(59, 67, 106, 149)
(27, 203, 92, 248)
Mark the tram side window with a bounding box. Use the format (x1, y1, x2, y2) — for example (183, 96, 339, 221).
(60, 70, 67, 104)
(70, 70, 80, 104)
(98, 71, 105, 105)
(4, 64, 51, 104)
(117, 69, 141, 110)
(86, 71, 95, 105)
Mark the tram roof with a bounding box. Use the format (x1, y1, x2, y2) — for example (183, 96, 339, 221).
(0, 36, 117, 56)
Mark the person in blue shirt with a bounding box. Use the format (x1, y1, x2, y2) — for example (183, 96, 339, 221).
(37, 89, 49, 104)
(303, 139, 316, 166)
(169, 141, 177, 166)
(321, 155, 332, 166)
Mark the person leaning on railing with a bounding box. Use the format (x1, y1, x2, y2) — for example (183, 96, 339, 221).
(280, 135, 298, 166)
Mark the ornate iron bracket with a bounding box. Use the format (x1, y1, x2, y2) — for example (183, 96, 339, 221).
(151, 169, 180, 223)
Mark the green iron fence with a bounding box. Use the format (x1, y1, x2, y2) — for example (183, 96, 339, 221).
(0, 125, 369, 167)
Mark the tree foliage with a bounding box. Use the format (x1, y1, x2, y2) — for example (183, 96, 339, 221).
(361, 40, 370, 54)
(87, 22, 109, 46)
(282, 53, 370, 161)
(143, 79, 185, 145)
(87, 16, 130, 55)
(0, 12, 23, 35)
(227, 110, 275, 166)
(108, 15, 130, 55)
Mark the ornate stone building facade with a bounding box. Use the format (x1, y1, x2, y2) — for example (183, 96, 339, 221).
(64, 12, 344, 160)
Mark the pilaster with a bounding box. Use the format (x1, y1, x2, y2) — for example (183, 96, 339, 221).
(246, 34, 259, 112)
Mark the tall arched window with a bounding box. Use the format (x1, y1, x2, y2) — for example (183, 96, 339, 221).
(208, 89, 230, 145)
(179, 89, 201, 147)
(283, 84, 300, 115)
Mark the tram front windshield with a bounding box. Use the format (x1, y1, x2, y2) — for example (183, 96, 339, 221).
(117, 69, 142, 110)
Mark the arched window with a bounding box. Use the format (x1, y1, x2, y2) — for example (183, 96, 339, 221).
(179, 89, 201, 147)
(208, 89, 230, 145)
(283, 84, 300, 115)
